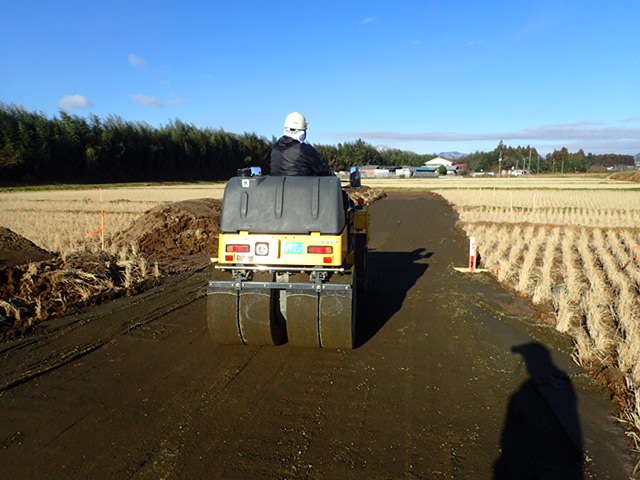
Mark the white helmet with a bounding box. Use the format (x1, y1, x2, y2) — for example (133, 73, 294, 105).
(284, 112, 308, 131)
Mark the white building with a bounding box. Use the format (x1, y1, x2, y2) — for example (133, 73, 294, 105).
(423, 157, 455, 167)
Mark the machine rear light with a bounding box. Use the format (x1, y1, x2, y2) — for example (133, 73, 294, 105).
(323, 256, 333, 264)
(226, 244, 250, 253)
(225, 254, 234, 262)
(255, 242, 269, 256)
(308, 246, 333, 254)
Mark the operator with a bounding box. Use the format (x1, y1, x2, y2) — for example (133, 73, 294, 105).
(270, 112, 333, 176)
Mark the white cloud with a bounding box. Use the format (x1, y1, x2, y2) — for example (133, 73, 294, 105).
(57, 95, 94, 111)
(129, 94, 189, 108)
(336, 121, 640, 155)
(340, 122, 640, 143)
(361, 17, 377, 24)
(129, 53, 148, 68)
(168, 96, 189, 105)
(130, 94, 164, 107)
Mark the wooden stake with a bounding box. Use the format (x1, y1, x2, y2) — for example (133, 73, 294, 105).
(101, 210, 105, 251)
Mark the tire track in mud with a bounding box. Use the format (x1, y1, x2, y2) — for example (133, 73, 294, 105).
(184, 346, 352, 478)
(0, 268, 211, 393)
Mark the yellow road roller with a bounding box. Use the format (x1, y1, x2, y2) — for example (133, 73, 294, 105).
(207, 168, 368, 348)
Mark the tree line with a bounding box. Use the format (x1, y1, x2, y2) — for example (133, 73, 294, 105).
(0, 103, 635, 186)
(464, 140, 635, 174)
(0, 103, 273, 184)
(0, 104, 439, 185)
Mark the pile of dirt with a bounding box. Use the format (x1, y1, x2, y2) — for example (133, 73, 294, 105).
(0, 251, 157, 330)
(111, 198, 222, 272)
(609, 171, 640, 183)
(0, 199, 224, 331)
(346, 185, 387, 204)
(1, 190, 385, 332)
(110, 191, 385, 271)
(0, 227, 55, 268)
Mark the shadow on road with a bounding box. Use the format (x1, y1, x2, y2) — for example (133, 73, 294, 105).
(494, 341, 585, 480)
(355, 248, 431, 348)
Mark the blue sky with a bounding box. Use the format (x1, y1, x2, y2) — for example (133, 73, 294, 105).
(2, 0, 639, 156)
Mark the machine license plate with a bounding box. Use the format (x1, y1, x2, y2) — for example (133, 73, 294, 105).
(284, 242, 304, 254)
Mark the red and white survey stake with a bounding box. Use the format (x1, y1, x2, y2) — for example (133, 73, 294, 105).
(469, 236, 477, 273)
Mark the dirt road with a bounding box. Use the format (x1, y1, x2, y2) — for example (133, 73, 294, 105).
(0, 193, 634, 479)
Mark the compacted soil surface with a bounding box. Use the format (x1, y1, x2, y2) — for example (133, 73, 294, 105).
(0, 192, 636, 479)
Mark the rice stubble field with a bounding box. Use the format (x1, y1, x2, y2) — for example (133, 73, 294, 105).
(427, 176, 640, 444)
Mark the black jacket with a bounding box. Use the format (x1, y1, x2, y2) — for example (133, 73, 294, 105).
(270, 136, 332, 176)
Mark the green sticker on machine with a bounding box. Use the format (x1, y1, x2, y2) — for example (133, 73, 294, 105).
(284, 242, 304, 254)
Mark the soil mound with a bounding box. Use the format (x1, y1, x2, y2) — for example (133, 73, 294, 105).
(609, 171, 640, 183)
(110, 192, 384, 271)
(0, 251, 156, 331)
(112, 198, 222, 271)
(346, 185, 387, 204)
(0, 227, 54, 268)
(1, 191, 384, 332)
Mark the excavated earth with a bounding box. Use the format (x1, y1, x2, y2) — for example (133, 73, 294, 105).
(0, 227, 55, 268)
(0, 198, 224, 333)
(111, 197, 223, 273)
(0, 190, 637, 479)
(0, 187, 386, 333)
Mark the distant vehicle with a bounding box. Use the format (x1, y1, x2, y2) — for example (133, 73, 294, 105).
(471, 172, 495, 177)
(512, 169, 530, 176)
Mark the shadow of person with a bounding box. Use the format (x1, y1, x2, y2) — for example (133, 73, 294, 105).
(494, 342, 584, 480)
(354, 248, 431, 347)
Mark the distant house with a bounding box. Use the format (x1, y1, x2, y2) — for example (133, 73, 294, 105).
(360, 165, 395, 178)
(395, 166, 414, 178)
(359, 165, 381, 177)
(414, 167, 438, 178)
(424, 157, 455, 168)
(423, 157, 464, 175)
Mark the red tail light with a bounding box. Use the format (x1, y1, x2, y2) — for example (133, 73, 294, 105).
(226, 244, 250, 253)
(308, 246, 333, 254)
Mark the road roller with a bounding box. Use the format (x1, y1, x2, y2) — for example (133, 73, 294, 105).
(207, 168, 368, 348)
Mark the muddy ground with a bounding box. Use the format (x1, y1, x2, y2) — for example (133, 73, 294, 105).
(0, 192, 636, 479)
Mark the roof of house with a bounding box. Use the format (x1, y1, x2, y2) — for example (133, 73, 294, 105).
(424, 157, 454, 166)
